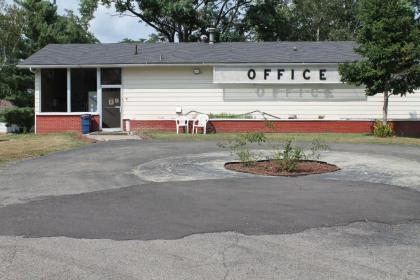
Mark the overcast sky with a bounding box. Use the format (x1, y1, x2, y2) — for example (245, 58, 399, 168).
(7, 0, 154, 43)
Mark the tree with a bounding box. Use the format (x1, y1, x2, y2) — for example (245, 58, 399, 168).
(0, 0, 32, 106)
(17, 0, 97, 55)
(245, 0, 296, 41)
(80, 0, 251, 42)
(244, 0, 358, 41)
(0, 0, 24, 69)
(120, 34, 161, 43)
(291, 0, 358, 41)
(339, 0, 420, 125)
(1, 0, 98, 113)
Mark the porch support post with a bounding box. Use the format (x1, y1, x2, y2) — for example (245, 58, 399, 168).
(97, 68, 102, 129)
(66, 68, 71, 113)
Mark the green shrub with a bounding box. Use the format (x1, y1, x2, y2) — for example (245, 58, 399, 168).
(273, 139, 329, 172)
(219, 132, 266, 166)
(0, 112, 5, 122)
(308, 139, 329, 160)
(373, 121, 393, 137)
(209, 113, 254, 119)
(264, 120, 275, 132)
(3, 107, 34, 132)
(273, 139, 304, 172)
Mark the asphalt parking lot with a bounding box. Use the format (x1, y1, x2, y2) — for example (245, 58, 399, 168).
(0, 140, 419, 279)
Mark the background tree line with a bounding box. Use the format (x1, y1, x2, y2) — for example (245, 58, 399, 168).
(0, 0, 419, 131)
(80, 0, 361, 42)
(0, 0, 96, 130)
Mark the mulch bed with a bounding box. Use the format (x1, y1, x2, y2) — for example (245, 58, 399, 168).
(225, 160, 339, 177)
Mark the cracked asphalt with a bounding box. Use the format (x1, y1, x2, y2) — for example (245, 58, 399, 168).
(0, 140, 420, 279)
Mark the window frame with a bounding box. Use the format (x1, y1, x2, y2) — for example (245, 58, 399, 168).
(70, 68, 98, 113)
(39, 67, 101, 115)
(40, 68, 68, 113)
(38, 67, 123, 130)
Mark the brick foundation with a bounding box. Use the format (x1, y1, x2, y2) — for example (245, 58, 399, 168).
(130, 119, 420, 136)
(391, 121, 420, 137)
(36, 114, 100, 134)
(35, 116, 420, 136)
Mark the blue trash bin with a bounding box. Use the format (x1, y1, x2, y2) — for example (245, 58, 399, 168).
(80, 114, 91, 134)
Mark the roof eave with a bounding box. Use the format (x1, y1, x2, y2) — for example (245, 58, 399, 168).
(17, 61, 357, 69)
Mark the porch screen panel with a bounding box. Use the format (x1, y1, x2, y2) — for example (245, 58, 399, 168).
(41, 69, 67, 112)
(71, 68, 97, 112)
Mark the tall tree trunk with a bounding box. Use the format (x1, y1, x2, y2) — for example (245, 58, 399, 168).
(382, 92, 389, 125)
(316, 27, 320, 41)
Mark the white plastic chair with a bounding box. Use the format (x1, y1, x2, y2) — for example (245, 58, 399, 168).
(192, 114, 209, 134)
(175, 116, 189, 134)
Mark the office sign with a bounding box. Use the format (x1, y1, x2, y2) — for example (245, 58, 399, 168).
(214, 66, 342, 84)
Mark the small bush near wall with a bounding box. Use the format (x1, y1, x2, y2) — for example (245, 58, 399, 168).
(209, 113, 254, 119)
(3, 107, 34, 133)
(373, 121, 394, 137)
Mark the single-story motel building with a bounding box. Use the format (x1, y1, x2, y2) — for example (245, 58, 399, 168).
(18, 41, 420, 136)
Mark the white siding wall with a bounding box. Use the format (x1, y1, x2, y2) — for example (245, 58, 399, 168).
(122, 66, 420, 121)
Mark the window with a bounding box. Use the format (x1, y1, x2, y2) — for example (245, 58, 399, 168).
(101, 68, 121, 85)
(41, 69, 67, 112)
(71, 69, 97, 112)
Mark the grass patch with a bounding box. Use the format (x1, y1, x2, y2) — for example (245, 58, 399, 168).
(145, 132, 420, 146)
(0, 133, 88, 165)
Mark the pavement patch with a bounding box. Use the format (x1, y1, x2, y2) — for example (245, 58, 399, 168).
(0, 222, 419, 280)
(0, 178, 419, 240)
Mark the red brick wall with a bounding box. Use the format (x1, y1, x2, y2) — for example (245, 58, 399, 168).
(391, 121, 420, 137)
(36, 115, 100, 134)
(130, 120, 375, 134)
(35, 116, 420, 136)
(130, 119, 420, 136)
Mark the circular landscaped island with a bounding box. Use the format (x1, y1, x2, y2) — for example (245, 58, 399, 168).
(225, 160, 339, 177)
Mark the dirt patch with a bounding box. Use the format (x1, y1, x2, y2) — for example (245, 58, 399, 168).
(77, 134, 99, 144)
(225, 160, 339, 177)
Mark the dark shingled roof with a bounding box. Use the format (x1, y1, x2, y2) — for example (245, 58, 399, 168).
(19, 41, 361, 67)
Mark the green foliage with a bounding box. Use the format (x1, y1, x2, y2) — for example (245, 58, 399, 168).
(273, 139, 304, 172)
(273, 139, 328, 172)
(208, 113, 254, 119)
(220, 133, 328, 170)
(245, 0, 296, 41)
(17, 0, 97, 54)
(308, 139, 329, 160)
(80, 0, 249, 42)
(0, 0, 25, 66)
(245, 0, 358, 41)
(1, 0, 97, 118)
(219, 132, 266, 166)
(2, 107, 34, 132)
(120, 34, 160, 43)
(264, 120, 275, 132)
(291, 0, 358, 41)
(373, 121, 394, 137)
(339, 0, 420, 123)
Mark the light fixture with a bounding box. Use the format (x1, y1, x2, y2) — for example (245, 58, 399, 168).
(193, 68, 201, 75)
